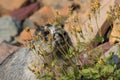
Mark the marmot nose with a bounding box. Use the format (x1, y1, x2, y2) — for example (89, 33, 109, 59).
(53, 33, 63, 41)
(53, 33, 65, 46)
(54, 34, 61, 40)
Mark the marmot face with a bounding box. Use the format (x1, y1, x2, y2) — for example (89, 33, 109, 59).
(34, 24, 72, 56)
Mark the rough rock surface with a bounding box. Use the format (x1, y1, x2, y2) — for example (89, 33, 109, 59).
(0, 42, 19, 64)
(64, 0, 115, 47)
(0, 48, 36, 80)
(29, 6, 55, 26)
(0, 16, 17, 43)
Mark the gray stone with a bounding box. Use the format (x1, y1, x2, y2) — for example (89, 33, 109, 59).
(0, 48, 37, 80)
(111, 55, 120, 64)
(23, 19, 37, 29)
(0, 42, 19, 64)
(0, 16, 17, 43)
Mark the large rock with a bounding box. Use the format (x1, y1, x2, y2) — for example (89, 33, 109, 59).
(0, 48, 37, 80)
(0, 42, 19, 64)
(109, 20, 120, 44)
(40, 0, 71, 8)
(29, 6, 55, 26)
(29, 4, 70, 26)
(15, 29, 35, 44)
(78, 42, 112, 66)
(0, 0, 27, 16)
(103, 43, 120, 58)
(0, 24, 72, 80)
(64, 0, 115, 47)
(102, 43, 120, 69)
(0, 16, 18, 43)
(10, 2, 40, 21)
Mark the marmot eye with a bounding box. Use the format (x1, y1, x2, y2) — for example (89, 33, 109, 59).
(44, 31, 49, 36)
(64, 32, 67, 35)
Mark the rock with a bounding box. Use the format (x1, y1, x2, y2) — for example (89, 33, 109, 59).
(29, 6, 55, 26)
(29, 2, 71, 26)
(103, 43, 120, 69)
(40, 0, 91, 17)
(115, 0, 120, 5)
(23, 19, 37, 28)
(90, 42, 112, 55)
(10, 2, 40, 21)
(0, 0, 27, 16)
(109, 20, 120, 44)
(0, 42, 19, 64)
(0, 48, 37, 80)
(72, 0, 91, 13)
(111, 55, 120, 65)
(78, 42, 112, 66)
(28, 0, 37, 3)
(12, 17, 23, 29)
(103, 43, 120, 58)
(64, 0, 115, 47)
(40, 0, 71, 8)
(0, 16, 18, 43)
(52, 5, 70, 17)
(78, 53, 94, 66)
(15, 29, 35, 44)
(0, 24, 71, 80)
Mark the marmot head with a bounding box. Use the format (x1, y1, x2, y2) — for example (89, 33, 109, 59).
(34, 24, 72, 57)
